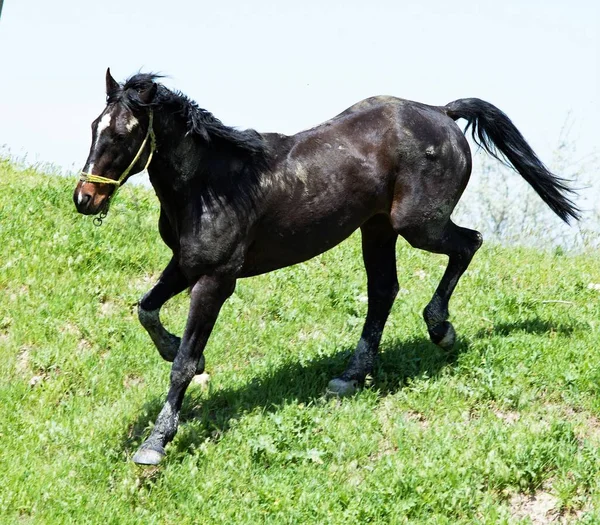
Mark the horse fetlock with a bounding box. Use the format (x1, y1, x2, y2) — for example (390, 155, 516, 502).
(423, 299, 448, 327)
(428, 321, 456, 349)
(154, 333, 181, 363)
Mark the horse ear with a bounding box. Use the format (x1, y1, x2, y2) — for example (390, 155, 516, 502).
(138, 83, 157, 105)
(106, 68, 119, 95)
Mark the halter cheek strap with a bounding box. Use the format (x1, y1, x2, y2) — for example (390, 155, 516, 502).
(79, 110, 156, 188)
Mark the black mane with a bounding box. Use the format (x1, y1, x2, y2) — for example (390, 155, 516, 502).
(108, 73, 270, 169)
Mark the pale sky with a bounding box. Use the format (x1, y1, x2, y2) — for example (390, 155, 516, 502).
(0, 0, 598, 177)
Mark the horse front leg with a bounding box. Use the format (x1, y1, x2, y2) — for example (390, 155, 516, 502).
(138, 257, 204, 374)
(133, 274, 236, 465)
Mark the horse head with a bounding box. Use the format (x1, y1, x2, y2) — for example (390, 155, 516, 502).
(73, 68, 156, 217)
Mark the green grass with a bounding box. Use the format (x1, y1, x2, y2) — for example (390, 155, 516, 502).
(1, 159, 599, 524)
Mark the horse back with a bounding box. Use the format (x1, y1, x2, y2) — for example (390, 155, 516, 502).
(242, 97, 470, 276)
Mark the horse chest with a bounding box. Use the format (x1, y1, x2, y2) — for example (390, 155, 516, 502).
(175, 213, 246, 277)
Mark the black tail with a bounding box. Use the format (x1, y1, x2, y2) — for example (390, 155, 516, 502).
(446, 98, 579, 223)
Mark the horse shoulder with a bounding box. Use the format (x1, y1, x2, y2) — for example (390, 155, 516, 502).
(177, 209, 249, 278)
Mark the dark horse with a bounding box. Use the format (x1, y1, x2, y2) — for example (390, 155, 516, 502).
(73, 69, 578, 465)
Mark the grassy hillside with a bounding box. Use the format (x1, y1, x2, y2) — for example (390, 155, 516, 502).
(1, 160, 599, 524)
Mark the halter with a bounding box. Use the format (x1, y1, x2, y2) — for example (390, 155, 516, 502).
(79, 111, 156, 224)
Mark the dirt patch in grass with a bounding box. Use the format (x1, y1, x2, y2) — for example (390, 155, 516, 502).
(60, 322, 82, 338)
(16, 346, 31, 375)
(509, 476, 588, 524)
(405, 410, 430, 429)
(123, 374, 144, 389)
(99, 300, 118, 316)
(544, 403, 600, 443)
(493, 408, 520, 425)
(509, 488, 560, 524)
(77, 339, 92, 352)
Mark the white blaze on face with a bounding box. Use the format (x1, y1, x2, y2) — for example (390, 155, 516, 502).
(78, 111, 113, 205)
(86, 112, 113, 174)
(88, 112, 113, 171)
(95, 112, 112, 144)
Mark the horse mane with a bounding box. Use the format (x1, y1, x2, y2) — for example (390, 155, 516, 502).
(108, 73, 271, 172)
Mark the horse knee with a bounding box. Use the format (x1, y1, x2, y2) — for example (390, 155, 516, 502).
(138, 304, 160, 330)
(139, 289, 161, 312)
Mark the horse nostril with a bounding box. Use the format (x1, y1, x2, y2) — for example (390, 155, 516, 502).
(80, 193, 92, 206)
(74, 190, 93, 210)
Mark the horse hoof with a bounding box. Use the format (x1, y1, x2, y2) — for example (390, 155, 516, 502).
(327, 377, 359, 397)
(430, 321, 456, 349)
(133, 445, 165, 466)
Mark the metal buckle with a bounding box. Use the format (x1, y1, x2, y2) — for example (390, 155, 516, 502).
(93, 209, 108, 227)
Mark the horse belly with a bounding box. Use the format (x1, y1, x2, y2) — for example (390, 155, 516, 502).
(240, 198, 376, 277)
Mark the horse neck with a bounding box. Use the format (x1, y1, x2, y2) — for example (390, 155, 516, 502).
(146, 112, 268, 228)
(147, 114, 204, 203)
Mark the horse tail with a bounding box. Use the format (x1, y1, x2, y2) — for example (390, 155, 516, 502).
(445, 98, 579, 224)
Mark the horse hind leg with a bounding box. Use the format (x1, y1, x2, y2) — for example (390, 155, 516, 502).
(328, 215, 399, 396)
(399, 220, 482, 348)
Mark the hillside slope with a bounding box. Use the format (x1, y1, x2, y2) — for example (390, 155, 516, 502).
(1, 161, 599, 523)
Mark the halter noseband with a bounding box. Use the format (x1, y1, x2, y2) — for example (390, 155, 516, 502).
(79, 110, 156, 189)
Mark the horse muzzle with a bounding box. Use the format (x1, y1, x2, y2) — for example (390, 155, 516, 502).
(73, 181, 112, 215)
